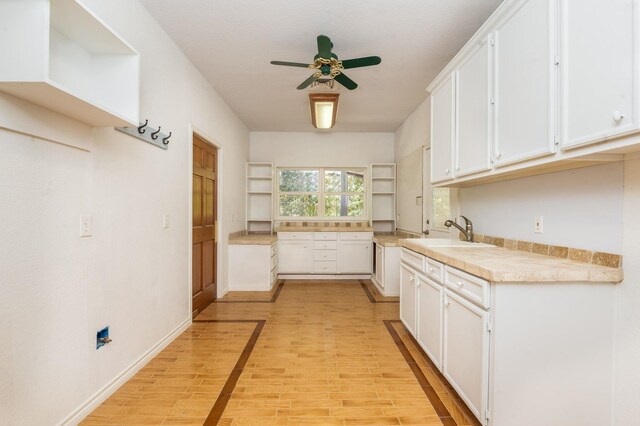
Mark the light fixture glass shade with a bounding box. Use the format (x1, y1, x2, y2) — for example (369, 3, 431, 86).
(309, 93, 339, 129)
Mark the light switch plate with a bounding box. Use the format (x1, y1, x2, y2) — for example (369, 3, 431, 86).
(80, 214, 92, 237)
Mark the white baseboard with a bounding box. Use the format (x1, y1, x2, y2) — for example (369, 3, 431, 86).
(371, 276, 399, 297)
(58, 317, 192, 426)
(228, 284, 272, 291)
(279, 274, 371, 280)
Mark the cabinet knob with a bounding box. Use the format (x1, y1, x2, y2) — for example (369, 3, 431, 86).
(445, 168, 450, 175)
(457, 281, 464, 287)
(456, 166, 460, 171)
(444, 298, 450, 307)
(613, 111, 625, 122)
(409, 276, 415, 282)
(416, 281, 422, 288)
(496, 152, 502, 159)
(428, 267, 435, 273)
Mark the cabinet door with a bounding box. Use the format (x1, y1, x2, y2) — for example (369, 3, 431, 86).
(416, 275, 443, 370)
(493, 0, 555, 167)
(278, 240, 312, 273)
(431, 72, 456, 183)
(443, 290, 490, 423)
(456, 39, 492, 177)
(339, 241, 372, 273)
(560, 0, 638, 149)
(399, 264, 417, 336)
(375, 244, 384, 288)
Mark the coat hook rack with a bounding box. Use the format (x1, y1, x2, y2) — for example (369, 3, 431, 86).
(115, 119, 171, 150)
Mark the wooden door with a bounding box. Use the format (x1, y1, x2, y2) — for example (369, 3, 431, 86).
(192, 134, 217, 316)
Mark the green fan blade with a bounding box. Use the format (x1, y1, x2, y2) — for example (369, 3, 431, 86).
(297, 74, 319, 90)
(317, 35, 332, 59)
(334, 72, 358, 90)
(271, 61, 311, 68)
(341, 56, 382, 69)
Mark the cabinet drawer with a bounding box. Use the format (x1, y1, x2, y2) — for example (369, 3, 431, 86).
(314, 232, 337, 240)
(270, 243, 277, 257)
(314, 240, 337, 250)
(339, 232, 373, 240)
(401, 248, 425, 272)
(444, 266, 490, 309)
(314, 261, 337, 273)
(314, 249, 337, 261)
(425, 257, 444, 283)
(278, 232, 312, 240)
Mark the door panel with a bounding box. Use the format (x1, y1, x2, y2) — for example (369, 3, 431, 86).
(561, 0, 638, 149)
(400, 264, 417, 336)
(192, 134, 217, 316)
(494, 0, 555, 166)
(278, 241, 312, 273)
(339, 241, 372, 273)
(431, 73, 455, 183)
(417, 276, 443, 370)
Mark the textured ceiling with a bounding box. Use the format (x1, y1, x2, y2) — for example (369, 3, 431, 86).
(139, 0, 503, 132)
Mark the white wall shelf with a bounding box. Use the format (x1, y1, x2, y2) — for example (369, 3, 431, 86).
(246, 163, 274, 234)
(0, 0, 140, 127)
(370, 163, 397, 233)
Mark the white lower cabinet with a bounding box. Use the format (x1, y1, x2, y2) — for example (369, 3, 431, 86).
(372, 243, 401, 296)
(278, 231, 372, 276)
(400, 248, 616, 426)
(399, 264, 417, 335)
(443, 289, 490, 422)
(278, 240, 312, 273)
(416, 275, 444, 370)
(228, 243, 278, 291)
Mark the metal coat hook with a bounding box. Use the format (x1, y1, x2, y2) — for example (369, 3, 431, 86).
(162, 132, 172, 145)
(137, 119, 148, 134)
(151, 126, 161, 140)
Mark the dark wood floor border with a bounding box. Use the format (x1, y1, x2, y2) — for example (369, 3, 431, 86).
(214, 280, 285, 303)
(359, 280, 399, 303)
(398, 321, 482, 426)
(383, 320, 458, 426)
(192, 319, 266, 426)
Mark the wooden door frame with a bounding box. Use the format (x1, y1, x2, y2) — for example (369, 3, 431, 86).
(188, 125, 223, 320)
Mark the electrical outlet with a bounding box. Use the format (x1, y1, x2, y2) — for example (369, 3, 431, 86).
(534, 216, 544, 233)
(162, 213, 170, 229)
(80, 214, 92, 237)
(96, 326, 111, 349)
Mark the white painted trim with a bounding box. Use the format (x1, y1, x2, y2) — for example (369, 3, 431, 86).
(58, 317, 191, 426)
(278, 274, 371, 280)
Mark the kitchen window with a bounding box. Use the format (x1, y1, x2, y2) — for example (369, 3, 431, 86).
(277, 168, 366, 219)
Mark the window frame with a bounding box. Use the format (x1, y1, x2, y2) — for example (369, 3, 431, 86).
(276, 166, 368, 220)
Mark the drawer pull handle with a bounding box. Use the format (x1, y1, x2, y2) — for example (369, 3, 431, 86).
(410, 276, 415, 282)
(613, 111, 624, 122)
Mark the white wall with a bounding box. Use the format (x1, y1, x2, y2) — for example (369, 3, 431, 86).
(0, 0, 249, 424)
(394, 99, 430, 159)
(614, 157, 640, 425)
(250, 131, 394, 167)
(458, 162, 624, 253)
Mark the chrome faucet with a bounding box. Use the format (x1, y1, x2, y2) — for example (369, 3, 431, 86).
(444, 215, 474, 242)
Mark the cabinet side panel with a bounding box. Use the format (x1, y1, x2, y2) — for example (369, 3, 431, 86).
(491, 283, 614, 426)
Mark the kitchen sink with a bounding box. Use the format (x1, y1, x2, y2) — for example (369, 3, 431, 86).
(405, 238, 494, 248)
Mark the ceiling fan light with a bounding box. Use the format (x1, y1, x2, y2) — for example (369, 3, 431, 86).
(309, 93, 339, 129)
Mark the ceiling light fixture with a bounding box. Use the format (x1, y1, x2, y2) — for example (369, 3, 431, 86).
(309, 93, 339, 129)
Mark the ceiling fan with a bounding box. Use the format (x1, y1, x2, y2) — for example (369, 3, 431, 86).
(270, 35, 381, 90)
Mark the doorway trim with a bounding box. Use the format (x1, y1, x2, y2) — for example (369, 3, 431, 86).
(188, 125, 224, 319)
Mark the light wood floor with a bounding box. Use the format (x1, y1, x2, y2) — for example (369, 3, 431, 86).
(82, 280, 478, 426)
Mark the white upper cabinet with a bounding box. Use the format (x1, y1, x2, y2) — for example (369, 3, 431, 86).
(430, 73, 456, 183)
(0, 0, 139, 127)
(559, 0, 638, 149)
(455, 39, 492, 177)
(493, 0, 555, 167)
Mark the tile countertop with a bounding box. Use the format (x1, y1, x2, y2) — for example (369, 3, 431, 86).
(228, 233, 277, 245)
(400, 239, 623, 283)
(274, 226, 374, 232)
(373, 234, 417, 247)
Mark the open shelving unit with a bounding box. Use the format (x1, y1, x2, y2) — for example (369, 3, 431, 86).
(370, 163, 397, 233)
(246, 162, 274, 234)
(0, 0, 139, 127)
